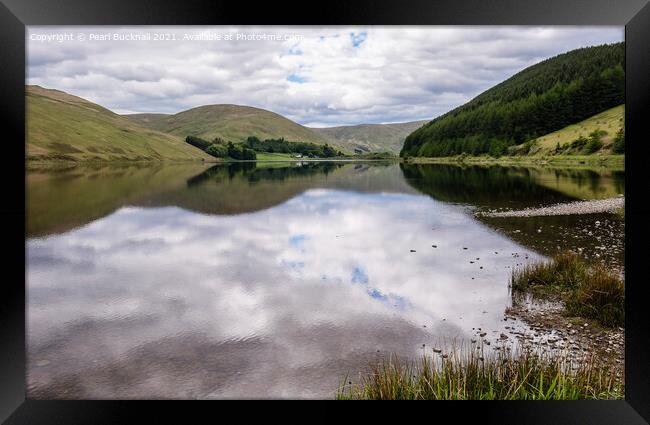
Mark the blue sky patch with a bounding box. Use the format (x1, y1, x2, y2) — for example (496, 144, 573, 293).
(287, 43, 303, 56)
(287, 74, 306, 84)
(367, 288, 387, 301)
(288, 234, 309, 247)
(367, 289, 410, 310)
(350, 31, 368, 48)
(280, 259, 305, 270)
(351, 266, 369, 284)
(319, 34, 341, 42)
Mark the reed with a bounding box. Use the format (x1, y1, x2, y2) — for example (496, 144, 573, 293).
(336, 342, 623, 400)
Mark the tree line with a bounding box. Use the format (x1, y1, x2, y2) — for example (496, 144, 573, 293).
(243, 136, 341, 158)
(401, 42, 625, 158)
(185, 134, 344, 160)
(185, 135, 256, 160)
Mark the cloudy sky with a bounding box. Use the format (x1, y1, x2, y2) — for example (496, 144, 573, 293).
(27, 26, 623, 127)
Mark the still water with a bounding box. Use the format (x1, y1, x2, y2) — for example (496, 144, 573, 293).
(26, 161, 624, 398)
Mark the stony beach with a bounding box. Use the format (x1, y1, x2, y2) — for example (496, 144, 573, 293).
(473, 197, 625, 383)
(502, 294, 624, 380)
(478, 196, 625, 218)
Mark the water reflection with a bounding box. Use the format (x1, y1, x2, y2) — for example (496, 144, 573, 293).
(27, 161, 414, 237)
(187, 161, 345, 187)
(28, 161, 623, 238)
(400, 163, 624, 209)
(26, 161, 624, 398)
(27, 163, 209, 237)
(400, 163, 625, 269)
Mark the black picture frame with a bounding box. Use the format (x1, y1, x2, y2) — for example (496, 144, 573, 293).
(2, 0, 649, 422)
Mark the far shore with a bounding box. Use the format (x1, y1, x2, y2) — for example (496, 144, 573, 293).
(26, 153, 625, 170)
(402, 154, 625, 169)
(25, 157, 399, 169)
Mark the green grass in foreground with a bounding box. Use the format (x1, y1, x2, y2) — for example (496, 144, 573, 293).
(336, 344, 623, 400)
(510, 252, 624, 327)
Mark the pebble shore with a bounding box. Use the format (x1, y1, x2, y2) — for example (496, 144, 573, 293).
(478, 196, 624, 218)
(503, 295, 624, 382)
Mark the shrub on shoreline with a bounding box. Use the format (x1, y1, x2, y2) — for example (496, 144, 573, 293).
(510, 251, 586, 293)
(566, 267, 625, 327)
(510, 251, 624, 327)
(612, 127, 625, 154)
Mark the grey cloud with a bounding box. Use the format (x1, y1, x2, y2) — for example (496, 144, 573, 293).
(27, 26, 623, 125)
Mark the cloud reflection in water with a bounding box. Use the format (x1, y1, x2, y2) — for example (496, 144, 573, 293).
(27, 188, 540, 398)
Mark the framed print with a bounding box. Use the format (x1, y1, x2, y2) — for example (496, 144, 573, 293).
(1, 0, 649, 423)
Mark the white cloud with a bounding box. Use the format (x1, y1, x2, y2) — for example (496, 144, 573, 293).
(27, 26, 623, 126)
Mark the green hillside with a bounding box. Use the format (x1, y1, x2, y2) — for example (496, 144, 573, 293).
(524, 105, 624, 155)
(125, 113, 170, 126)
(401, 42, 625, 158)
(125, 105, 343, 150)
(310, 120, 428, 154)
(27, 86, 211, 162)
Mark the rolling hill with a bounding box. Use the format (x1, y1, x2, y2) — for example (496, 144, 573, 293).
(401, 42, 625, 158)
(126, 108, 426, 155)
(125, 105, 338, 149)
(124, 113, 169, 126)
(309, 121, 428, 154)
(28, 84, 423, 160)
(27, 86, 211, 162)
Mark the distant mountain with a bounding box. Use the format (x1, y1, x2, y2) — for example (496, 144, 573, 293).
(310, 121, 428, 154)
(124, 105, 340, 150)
(401, 42, 625, 158)
(26, 86, 211, 162)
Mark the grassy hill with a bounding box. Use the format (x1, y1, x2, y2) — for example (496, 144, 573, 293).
(525, 105, 624, 155)
(402, 42, 625, 158)
(124, 105, 344, 150)
(27, 86, 211, 162)
(124, 113, 170, 126)
(310, 121, 427, 154)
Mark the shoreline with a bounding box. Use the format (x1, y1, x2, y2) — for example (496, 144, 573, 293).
(27, 154, 625, 170)
(505, 292, 624, 380)
(26, 157, 398, 169)
(402, 154, 625, 169)
(478, 197, 625, 218)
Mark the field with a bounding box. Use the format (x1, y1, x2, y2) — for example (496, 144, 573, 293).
(253, 152, 297, 161)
